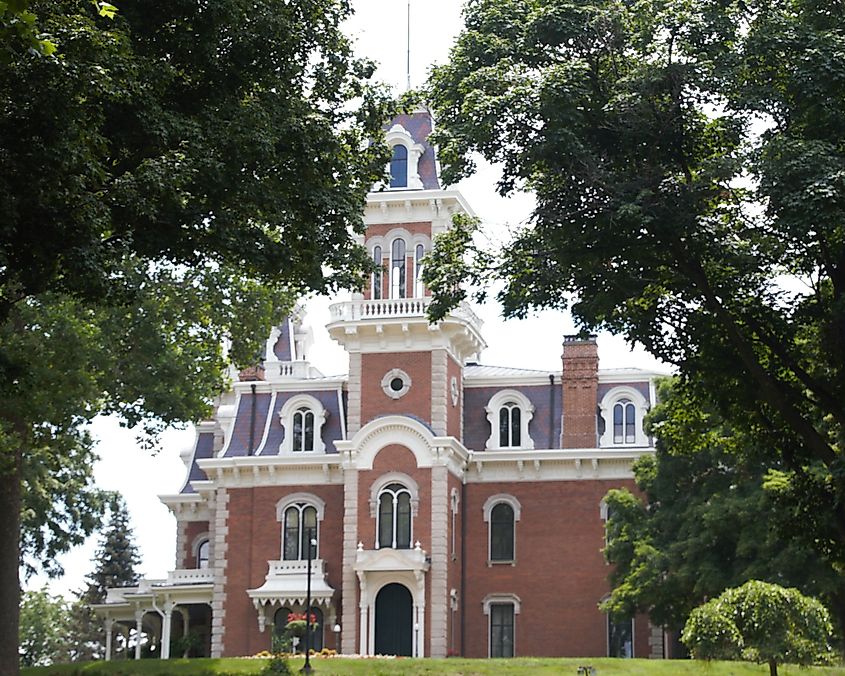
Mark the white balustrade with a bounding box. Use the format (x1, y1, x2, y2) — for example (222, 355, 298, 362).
(165, 569, 215, 585)
(329, 298, 482, 329)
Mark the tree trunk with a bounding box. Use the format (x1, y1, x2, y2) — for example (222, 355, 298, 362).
(0, 447, 21, 676)
(769, 659, 778, 676)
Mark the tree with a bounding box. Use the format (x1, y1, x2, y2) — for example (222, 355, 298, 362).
(425, 0, 845, 594)
(682, 580, 833, 676)
(68, 495, 141, 661)
(602, 379, 843, 640)
(18, 589, 72, 667)
(0, 1, 393, 673)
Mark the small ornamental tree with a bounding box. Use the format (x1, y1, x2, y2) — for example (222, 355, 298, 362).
(682, 580, 833, 676)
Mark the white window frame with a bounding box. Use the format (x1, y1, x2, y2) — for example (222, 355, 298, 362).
(370, 472, 420, 550)
(192, 533, 211, 569)
(279, 394, 327, 454)
(485, 389, 535, 450)
(276, 493, 326, 561)
(483, 494, 521, 565)
(598, 386, 649, 447)
(482, 593, 521, 658)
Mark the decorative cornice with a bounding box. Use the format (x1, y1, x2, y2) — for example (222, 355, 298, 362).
(197, 455, 344, 488)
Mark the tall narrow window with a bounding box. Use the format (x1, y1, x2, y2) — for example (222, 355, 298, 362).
(391, 238, 406, 299)
(498, 403, 521, 447)
(283, 504, 318, 560)
(377, 483, 412, 549)
(490, 603, 515, 657)
(613, 400, 636, 444)
(372, 246, 383, 300)
(489, 503, 515, 561)
(196, 539, 210, 569)
(414, 244, 425, 297)
(292, 407, 315, 452)
(389, 144, 408, 188)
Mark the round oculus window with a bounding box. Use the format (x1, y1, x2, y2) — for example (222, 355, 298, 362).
(381, 368, 411, 400)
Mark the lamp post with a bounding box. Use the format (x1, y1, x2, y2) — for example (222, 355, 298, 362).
(302, 529, 317, 675)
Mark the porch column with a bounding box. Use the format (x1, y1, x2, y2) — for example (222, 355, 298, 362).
(415, 604, 426, 657)
(358, 602, 368, 655)
(134, 609, 144, 660)
(160, 601, 176, 659)
(104, 618, 112, 661)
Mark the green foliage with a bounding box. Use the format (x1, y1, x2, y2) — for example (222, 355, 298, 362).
(427, 0, 845, 604)
(682, 581, 834, 674)
(260, 655, 292, 676)
(19, 589, 71, 667)
(601, 379, 842, 634)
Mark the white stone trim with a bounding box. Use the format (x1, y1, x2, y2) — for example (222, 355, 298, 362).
(381, 368, 411, 400)
(482, 593, 522, 615)
(341, 469, 359, 654)
(485, 389, 535, 450)
(431, 350, 448, 435)
(598, 386, 650, 448)
(210, 488, 229, 658)
(175, 521, 187, 569)
(385, 124, 425, 190)
(279, 394, 327, 454)
(482, 494, 522, 522)
(275, 492, 327, 521)
(191, 532, 211, 567)
(347, 353, 362, 436)
(429, 466, 449, 657)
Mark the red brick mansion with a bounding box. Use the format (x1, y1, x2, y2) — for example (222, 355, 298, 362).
(95, 110, 663, 661)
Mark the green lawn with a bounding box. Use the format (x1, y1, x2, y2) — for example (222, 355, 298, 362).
(21, 657, 845, 676)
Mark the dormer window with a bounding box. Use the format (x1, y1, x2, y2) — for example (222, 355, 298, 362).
(599, 387, 650, 447)
(279, 394, 327, 454)
(485, 390, 535, 450)
(390, 144, 408, 188)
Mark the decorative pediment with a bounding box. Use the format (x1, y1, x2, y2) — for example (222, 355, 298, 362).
(353, 543, 429, 574)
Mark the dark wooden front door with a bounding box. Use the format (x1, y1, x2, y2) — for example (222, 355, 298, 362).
(374, 583, 413, 656)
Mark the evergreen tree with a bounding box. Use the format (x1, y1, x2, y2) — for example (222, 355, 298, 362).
(68, 495, 141, 661)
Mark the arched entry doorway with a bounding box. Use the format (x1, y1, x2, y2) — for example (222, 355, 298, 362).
(374, 583, 413, 656)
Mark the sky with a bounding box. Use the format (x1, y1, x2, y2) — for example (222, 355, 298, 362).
(27, 0, 667, 599)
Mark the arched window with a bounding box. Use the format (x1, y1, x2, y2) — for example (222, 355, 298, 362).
(292, 407, 315, 452)
(196, 538, 210, 569)
(485, 390, 535, 450)
(483, 494, 521, 564)
(391, 238, 406, 299)
(498, 402, 522, 447)
(599, 386, 650, 448)
(283, 503, 318, 561)
(279, 395, 327, 454)
(489, 503, 515, 561)
(372, 246, 383, 300)
(613, 399, 636, 444)
(377, 483, 412, 549)
(389, 144, 408, 188)
(414, 243, 425, 297)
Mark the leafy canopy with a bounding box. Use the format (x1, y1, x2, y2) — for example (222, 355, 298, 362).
(682, 580, 833, 675)
(425, 0, 845, 566)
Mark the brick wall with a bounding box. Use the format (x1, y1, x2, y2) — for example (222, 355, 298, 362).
(360, 352, 433, 428)
(220, 484, 345, 656)
(463, 479, 636, 658)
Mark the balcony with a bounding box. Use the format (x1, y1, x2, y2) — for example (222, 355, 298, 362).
(165, 568, 215, 585)
(247, 559, 335, 609)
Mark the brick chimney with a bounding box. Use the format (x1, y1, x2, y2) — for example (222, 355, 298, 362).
(560, 335, 599, 448)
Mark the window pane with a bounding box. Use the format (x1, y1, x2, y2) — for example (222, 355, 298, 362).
(293, 411, 303, 451)
(373, 247, 382, 300)
(391, 239, 406, 299)
(625, 403, 636, 443)
(396, 492, 411, 549)
(302, 506, 318, 559)
(613, 403, 623, 444)
(378, 493, 393, 548)
(284, 507, 300, 560)
(499, 407, 510, 447)
(389, 144, 408, 188)
(197, 540, 209, 569)
(491, 604, 514, 658)
(511, 407, 521, 447)
(490, 504, 514, 561)
(304, 411, 314, 451)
